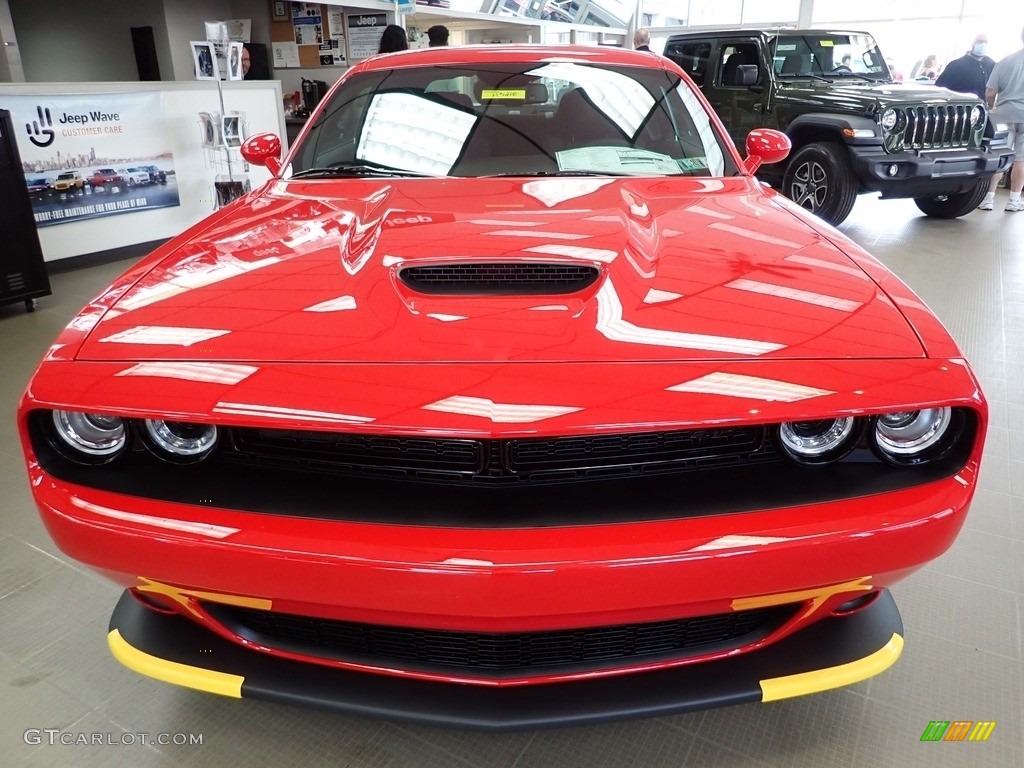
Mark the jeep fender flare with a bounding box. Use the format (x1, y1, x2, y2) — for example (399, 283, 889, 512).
(784, 114, 881, 148)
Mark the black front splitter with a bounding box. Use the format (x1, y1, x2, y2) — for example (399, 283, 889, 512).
(108, 590, 903, 731)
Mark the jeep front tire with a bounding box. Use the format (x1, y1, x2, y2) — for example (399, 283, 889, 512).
(782, 142, 858, 226)
(913, 180, 989, 219)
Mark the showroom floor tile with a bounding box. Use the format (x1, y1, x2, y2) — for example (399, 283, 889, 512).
(1, 192, 1022, 766)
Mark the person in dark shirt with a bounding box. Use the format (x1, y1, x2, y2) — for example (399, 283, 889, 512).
(378, 24, 408, 54)
(633, 28, 651, 52)
(935, 34, 995, 99)
(428, 25, 449, 47)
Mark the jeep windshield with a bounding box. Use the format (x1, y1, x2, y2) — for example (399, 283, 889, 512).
(288, 61, 736, 179)
(770, 32, 890, 81)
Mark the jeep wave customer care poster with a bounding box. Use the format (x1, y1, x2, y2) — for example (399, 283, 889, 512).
(4, 93, 179, 228)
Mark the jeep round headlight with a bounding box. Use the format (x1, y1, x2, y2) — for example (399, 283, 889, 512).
(880, 108, 898, 131)
(873, 408, 952, 464)
(969, 105, 982, 126)
(143, 420, 218, 462)
(777, 417, 858, 464)
(52, 410, 127, 461)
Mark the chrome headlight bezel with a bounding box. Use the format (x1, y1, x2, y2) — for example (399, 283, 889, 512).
(871, 408, 957, 465)
(50, 410, 128, 464)
(776, 417, 860, 465)
(880, 107, 898, 132)
(142, 419, 220, 463)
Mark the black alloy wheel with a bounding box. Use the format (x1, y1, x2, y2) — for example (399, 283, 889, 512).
(782, 142, 859, 226)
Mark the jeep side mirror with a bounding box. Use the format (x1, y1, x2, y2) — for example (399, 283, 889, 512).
(744, 128, 790, 174)
(737, 64, 759, 87)
(241, 133, 283, 176)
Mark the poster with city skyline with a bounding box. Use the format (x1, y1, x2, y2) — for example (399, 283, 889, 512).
(3, 93, 179, 228)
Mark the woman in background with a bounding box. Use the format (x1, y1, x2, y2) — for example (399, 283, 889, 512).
(378, 25, 408, 54)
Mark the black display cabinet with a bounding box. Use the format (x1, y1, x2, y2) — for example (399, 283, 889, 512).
(0, 108, 51, 312)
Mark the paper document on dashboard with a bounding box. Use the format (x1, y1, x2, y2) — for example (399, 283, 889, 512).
(556, 147, 680, 174)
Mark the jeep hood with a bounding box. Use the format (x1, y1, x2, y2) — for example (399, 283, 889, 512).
(76, 177, 924, 364)
(777, 80, 983, 114)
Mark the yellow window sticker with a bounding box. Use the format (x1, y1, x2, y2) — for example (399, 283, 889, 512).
(820, 40, 834, 47)
(481, 89, 526, 100)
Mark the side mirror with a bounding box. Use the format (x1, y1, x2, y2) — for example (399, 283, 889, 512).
(241, 133, 283, 176)
(737, 64, 759, 87)
(744, 128, 790, 174)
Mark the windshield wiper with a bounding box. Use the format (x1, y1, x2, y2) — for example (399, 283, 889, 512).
(830, 72, 877, 83)
(290, 163, 431, 179)
(778, 72, 835, 82)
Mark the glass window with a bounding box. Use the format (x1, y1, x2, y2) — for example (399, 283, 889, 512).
(718, 43, 761, 87)
(665, 40, 712, 86)
(290, 62, 737, 180)
(771, 32, 889, 80)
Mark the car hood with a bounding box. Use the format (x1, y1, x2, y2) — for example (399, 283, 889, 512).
(777, 80, 982, 113)
(77, 177, 924, 364)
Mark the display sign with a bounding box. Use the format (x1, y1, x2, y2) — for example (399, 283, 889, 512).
(346, 13, 387, 60)
(4, 93, 180, 228)
(292, 3, 324, 45)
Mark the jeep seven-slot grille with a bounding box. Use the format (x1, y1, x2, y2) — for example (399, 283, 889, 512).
(900, 104, 977, 150)
(225, 425, 776, 485)
(398, 263, 600, 295)
(208, 602, 798, 676)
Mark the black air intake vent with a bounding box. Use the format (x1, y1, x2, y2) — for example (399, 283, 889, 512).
(398, 263, 600, 295)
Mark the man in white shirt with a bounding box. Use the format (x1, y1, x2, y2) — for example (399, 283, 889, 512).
(979, 26, 1024, 212)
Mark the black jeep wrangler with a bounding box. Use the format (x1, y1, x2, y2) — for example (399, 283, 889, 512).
(664, 29, 1014, 225)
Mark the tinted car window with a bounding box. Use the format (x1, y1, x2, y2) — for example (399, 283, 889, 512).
(770, 33, 888, 78)
(290, 62, 736, 179)
(666, 41, 712, 86)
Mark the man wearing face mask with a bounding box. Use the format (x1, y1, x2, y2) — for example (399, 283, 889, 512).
(935, 34, 994, 99)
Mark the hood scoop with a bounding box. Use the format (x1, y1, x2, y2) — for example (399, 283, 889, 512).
(397, 262, 601, 295)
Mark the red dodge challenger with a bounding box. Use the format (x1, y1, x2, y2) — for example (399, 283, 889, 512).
(18, 45, 986, 730)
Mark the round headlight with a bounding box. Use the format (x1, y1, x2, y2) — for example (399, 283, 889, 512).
(777, 417, 858, 464)
(880, 108, 898, 131)
(51, 410, 127, 461)
(873, 408, 952, 463)
(969, 105, 982, 126)
(143, 420, 218, 462)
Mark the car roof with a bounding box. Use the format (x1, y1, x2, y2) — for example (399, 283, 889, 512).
(353, 44, 673, 73)
(667, 28, 871, 39)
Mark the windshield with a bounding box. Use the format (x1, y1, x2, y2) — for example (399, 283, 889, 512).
(289, 61, 736, 179)
(770, 33, 889, 80)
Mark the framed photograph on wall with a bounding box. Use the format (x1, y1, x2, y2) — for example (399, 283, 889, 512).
(190, 41, 219, 80)
(271, 1, 289, 21)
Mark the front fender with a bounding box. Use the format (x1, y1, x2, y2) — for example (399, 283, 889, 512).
(786, 113, 881, 146)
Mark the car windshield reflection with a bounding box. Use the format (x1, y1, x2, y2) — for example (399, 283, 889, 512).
(288, 61, 734, 180)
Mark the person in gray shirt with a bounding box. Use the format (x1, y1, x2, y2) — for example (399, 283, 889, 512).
(979, 26, 1024, 212)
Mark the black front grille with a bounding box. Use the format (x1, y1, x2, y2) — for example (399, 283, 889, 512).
(398, 263, 600, 295)
(208, 603, 798, 677)
(226, 425, 775, 485)
(900, 104, 977, 150)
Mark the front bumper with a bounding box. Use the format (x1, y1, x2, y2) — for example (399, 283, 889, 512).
(850, 144, 1014, 197)
(109, 589, 903, 730)
(35, 470, 973, 635)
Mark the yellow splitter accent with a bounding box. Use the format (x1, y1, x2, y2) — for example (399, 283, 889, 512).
(760, 632, 903, 702)
(108, 628, 244, 698)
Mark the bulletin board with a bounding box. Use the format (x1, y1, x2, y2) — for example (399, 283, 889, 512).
(270, 2, 354, 68)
